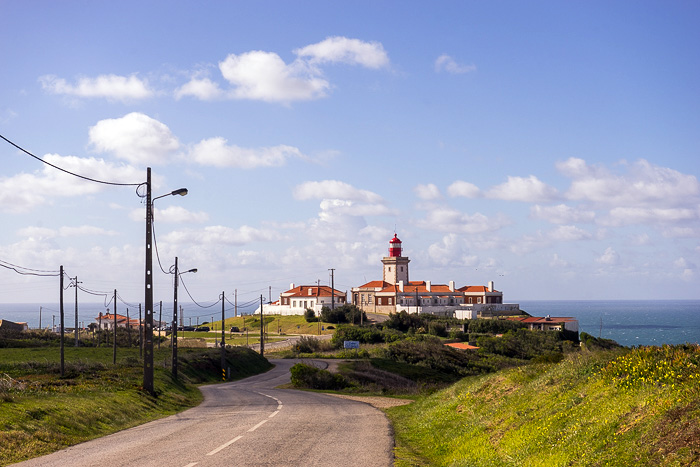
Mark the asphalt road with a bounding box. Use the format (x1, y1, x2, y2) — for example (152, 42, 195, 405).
(15, 360, 394, 467)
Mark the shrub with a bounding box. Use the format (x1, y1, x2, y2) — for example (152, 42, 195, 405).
(304, 308, 318, 323)
(289, 363, 351, 390)
(467, 318, 528, 334)
(295, 336, 322, 353)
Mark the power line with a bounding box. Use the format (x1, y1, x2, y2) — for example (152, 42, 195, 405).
(179, 275, 221, 309)
(1, 133, 143, 187)
(0, 259, 60, 277)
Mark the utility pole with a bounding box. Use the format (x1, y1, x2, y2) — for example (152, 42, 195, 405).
(73, 276, 82, 346)
(127, 309, 131, 347)
(329, 268, 335, 310)
(139, 304, 143, 358)
(113, 289, 117, 365)
(221, 291, 226, 380)
(172, 259, 179, 379)
(158, 301, 162, 349)
(143, 167, 154, 395)
(235, 289, 237, 317)
(259, 295, 264, 356)
(39, 306, 42, 330)
(269, 286, 271, 304)
(60, 265, 65, 377)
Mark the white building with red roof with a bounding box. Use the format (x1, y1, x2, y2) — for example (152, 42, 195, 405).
(259, 284, 347, 316)
(352, 234, 520, 319)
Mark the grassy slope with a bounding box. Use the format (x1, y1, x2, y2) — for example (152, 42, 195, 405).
(387, 345, 700, 466)
(0, 346, 271, 465)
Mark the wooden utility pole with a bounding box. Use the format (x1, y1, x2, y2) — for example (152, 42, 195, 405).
(113, 289, 117, 364)
(221, 291, 226, 380)
(59, 265, 65, 377)
(74, 276, 82, 346)
(259, 295, 264, 356)
(329, 268, 335, 310)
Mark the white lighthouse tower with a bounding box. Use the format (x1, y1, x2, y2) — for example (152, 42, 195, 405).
(382, 233, 410, 284)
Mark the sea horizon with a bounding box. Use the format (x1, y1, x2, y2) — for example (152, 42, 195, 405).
(1, 299, 698, 348)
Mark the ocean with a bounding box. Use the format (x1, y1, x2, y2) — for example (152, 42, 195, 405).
(517, 300, 700, 347)
(1, 300, 698, 348)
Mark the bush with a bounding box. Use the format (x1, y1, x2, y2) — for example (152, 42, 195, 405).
(304, 308, 318, 323)
(467, 318, 528, 334)
(476, 329, 574, 360)
(295, 336, 322, 353)
(289, 363, 351, 390)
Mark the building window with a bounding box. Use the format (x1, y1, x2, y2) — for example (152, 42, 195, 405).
(469, 297, 473, 304)
(400, 266, 403, 271)
(477, 297, 482, 304)
(388, 267, 391, 272)
(389, 298, 393, 305)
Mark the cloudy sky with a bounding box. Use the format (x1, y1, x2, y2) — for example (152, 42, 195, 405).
(1, 1, 699, 307)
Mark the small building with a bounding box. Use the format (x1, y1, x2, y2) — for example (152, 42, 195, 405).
(509, 315, 579, 333)
(94, 312, 141, 331)
(0, 319, 29, 332)
(257, 284, 347, 316)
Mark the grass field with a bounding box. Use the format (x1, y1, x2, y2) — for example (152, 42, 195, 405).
(386, 344, 700, 466)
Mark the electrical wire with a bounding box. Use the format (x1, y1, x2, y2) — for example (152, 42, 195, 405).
(1, 134, 143, 187)
(0, 259, 60, 277)
(179, 275, 221, 309)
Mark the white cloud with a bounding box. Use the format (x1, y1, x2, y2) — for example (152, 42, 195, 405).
(154, 206, 209, 224)
(188, 137, 303, 168)
(426, 234, 476, 267)
(89, 112, 180, 165)
(486, 175, 559, 202)
(219, 51, 329, 103)
(164, 225, 281, 246)
(596, 247, 620, 265)
(549, 253, 570, 268)
(434, 54, 476, 74)
(548, 225, 592, 242)
(294, 37, 389, 68)
(39, 74, 153, 101)
(175, 77, 224, 100)
(58, 225, 118, 237)
(0, 154, 142, 213)
(601, 206, 699, 227)
(447, 181, 480, 198)
(414, 183, 441, 200)
(293, 180, 383, 204)
(418, 207, 511, 234)
(559, 157, 700, 208)
(531, 204, 595, 224)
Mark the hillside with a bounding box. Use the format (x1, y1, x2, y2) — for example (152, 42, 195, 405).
(386, 344, 700, 466)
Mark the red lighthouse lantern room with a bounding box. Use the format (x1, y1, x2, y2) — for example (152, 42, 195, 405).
(389, 234, 402, 257)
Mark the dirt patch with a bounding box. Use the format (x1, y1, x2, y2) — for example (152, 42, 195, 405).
(326, 393, 413, 409)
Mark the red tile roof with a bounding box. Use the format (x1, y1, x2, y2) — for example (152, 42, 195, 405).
(446, 342, 479, 350)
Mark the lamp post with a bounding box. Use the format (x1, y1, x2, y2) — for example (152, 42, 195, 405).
(144, 166, 188, 395)
(171, 256, 196, 380)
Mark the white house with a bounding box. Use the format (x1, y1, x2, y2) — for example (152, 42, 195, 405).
(256, 284, 347, 316)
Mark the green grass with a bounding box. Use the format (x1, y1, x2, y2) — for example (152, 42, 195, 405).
(0, 346, 271, 465)
(386, 344, 700, 466)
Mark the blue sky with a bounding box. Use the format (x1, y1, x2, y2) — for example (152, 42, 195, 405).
(1, 0, 699, 306)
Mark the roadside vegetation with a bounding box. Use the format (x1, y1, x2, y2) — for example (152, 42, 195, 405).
(0, 331, 271, 466)
(283, 311, 699, 465)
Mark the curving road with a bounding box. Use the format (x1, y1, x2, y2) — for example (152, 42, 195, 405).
(15, 360, 393, 467)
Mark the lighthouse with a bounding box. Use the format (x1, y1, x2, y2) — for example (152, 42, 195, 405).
(382, 233, 409, 284)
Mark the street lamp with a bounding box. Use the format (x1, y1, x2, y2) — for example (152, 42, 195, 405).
(170, 256, 196, 380)
(144, 166, 188, 395)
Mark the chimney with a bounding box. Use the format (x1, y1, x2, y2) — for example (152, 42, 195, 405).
(290, 283, 295, 290)
(449, 281, 455, 292)
(488, 281, 494, 292)
(399, 280, 404, 292)
(426, 280, 431, 292)
(308, 288, 313, 296)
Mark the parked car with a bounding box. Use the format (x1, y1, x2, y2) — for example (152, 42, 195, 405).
(195, 326, 210, 332)
(230, 326, 240, 333)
